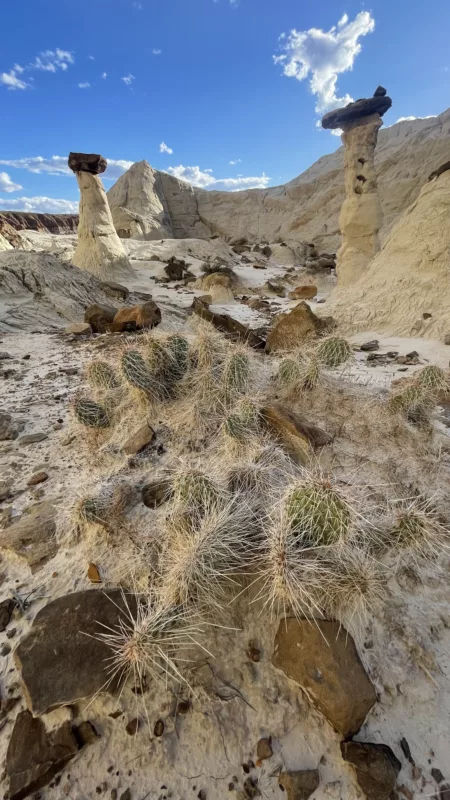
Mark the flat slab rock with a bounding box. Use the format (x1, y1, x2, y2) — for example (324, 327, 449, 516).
(192, 297, 266, 349)
(341, 741, 401, 800)
(15, 589, 137, 715)
(321, 95, 392, 129)
(0, 502, 57, 572)
(272, 618, 376, 738)
(68, 152, 107, 175)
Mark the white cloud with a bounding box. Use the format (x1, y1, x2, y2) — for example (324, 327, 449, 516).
(0, 171, 22, 193)
(88, 55, 95, 61)
(159, 142, 173, 155)
(274, 11, 375, 115)
(31, 49, 74, 73)
(152, 49, 162, 55)
(122, 74, 135, 85)
(0, 196, 79, 214)
(229, 159, 242, 165)
(78, 82, 90, 89)
(133, 1, 143, 8)
(101, 72, 107, 79)
(0, 156, 134, 181)
(166, 165, 270, 191)
(0, 67, 28, 90)
(395, 115, 435, 123)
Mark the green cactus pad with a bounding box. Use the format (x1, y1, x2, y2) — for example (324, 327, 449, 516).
(285, 481, 351, 546)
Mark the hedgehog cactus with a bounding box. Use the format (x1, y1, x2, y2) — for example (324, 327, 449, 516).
(389, 385, 432, 421)
(224, 413, 248, 441)
(277, 358, 301, 387)
(121, 350, 156, 392)
(392, 510, 427, 548)
(75, 398, 110, 428)
(79, 496, 110, 524)
(415, 365, 448, 393)
(316, 337, 352, 368)
(285, 480, 352, 546)
(87, 361, 120, 390)
(174, 470, 221, 516)
(167, 335, 189, 381)
(223, 352, 250, 398)
(302, 356, 321, 390)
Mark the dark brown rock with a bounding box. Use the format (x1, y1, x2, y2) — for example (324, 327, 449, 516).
(74, 721, 99, 747)
(360, 340, 379, 352)
(123, 422, 156, 455)
(125, 718, 139, 736)
(154, 719, 164, 737)
(27, 471, 48, 487)
(84, 303, 118, 333)
(428, 160, 450, 181)
(192, 297, 266, 349)
(373, 86, 387, 97)
(272, 618, 376, 737)
(288, 285, 317, 300)
(261, 404, 332, 450)
(14, 589, 137, 715)
(101, 281, 130, 300)
(112, 300, 162, 332)
(0, 502, 57, 572)
(68, 152, 107, 175)
(261, 245, 272, 257)
(7, 710, 79, 800)
(322, 95, 392, 129)
(0, 598, 16, 632)
(256, 738, 272, 761)
(165, 257, 187, 281)
(265, 302, 327, 353)
(341, 741, 401, 800)
(141, 478, 172, 509)
(278, 770, 320, 799)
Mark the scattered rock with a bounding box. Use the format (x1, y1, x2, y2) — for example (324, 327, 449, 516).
(261, 404, 332, 464)
(74, 721, 99, 747)
(87, 563, 102, 583)
(341, 741, 401, 800)
(0, 502, 57, 571)
(256, 738, 272, 761)
(440, 784, 450, 800)
(102, 280, 130, 300)
(112, 300, 161, 332)
(0, 599, 16, 632)
(14, 589, 137, 715)
(192, 297, 266, 349)
(278, 770, 320, 800)
(246, 298, 270, 311)
(125, 718, 139, 736)
(261, 245, 272, 257)
(360, 340, 379, 351)
(68, 152, 107, 174)
(1, 643, 12, 656)
(0, 351, 11, 359)
(272, 618, 376, 737)
(154, 719, 164, 737)
(0, 412, 19, 440)
(141, 478, 172, 509)
(18, 432, 48, 445)
(444, 334, 450, 346)
(6, 710, 80, 800)
(123, 422, 156, 455)
(120, 791, 132, 800)
(27, 471, 49, 487)
(288, 285, 318, 300)
(165, 257, 187, 281)
(432, 768, 445, 784)
(243, 777, 260, 798)
(64, 322, 92, 336)
(265, 302, 329, 353)
(84, 303, 118, 333)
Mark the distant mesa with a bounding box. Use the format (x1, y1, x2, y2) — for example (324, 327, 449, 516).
(321, 91, 392, 130)
(68, 152, 107, 175)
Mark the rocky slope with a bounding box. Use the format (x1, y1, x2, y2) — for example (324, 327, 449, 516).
(0, 211, 78, 239)
(107, 108, 450, 250)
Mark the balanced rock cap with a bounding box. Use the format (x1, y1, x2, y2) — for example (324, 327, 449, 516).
(321, 93, 392, 130)
(68, 152, 107, 174)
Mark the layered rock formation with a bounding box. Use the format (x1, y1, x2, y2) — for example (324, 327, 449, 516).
(106, 108, 450, 250)
(322, 89, 392, 286)
(70, 152, 131, 277)
(0, 212, 78, 239)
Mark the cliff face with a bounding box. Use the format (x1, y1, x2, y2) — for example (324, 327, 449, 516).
(107, 108, 450, 250)
(0, 212, 78, 238)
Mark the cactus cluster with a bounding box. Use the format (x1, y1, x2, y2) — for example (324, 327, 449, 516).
(121, 350, 156, 393)
(391, 509, 426, 548)
(277, 358, 301, 388)
(415, 365, 448, 393)
(174, 470, 222, 517)
(224, 400, 260, 443)
(285, 479, 352, 546)
(75, 398, 110, 428)
(222, 352, 250, 400)
(302, 356, 321, 390)
(167, 335, 189, 381)
(389, 384, 431, 421)
(87, 361, 120, 390)
(78, 495, 111, 524)
(316, 337, 352, 368)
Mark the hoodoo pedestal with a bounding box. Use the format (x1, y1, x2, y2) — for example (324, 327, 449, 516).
(322, 89, 392, 287)
(69, 152, 131, 277)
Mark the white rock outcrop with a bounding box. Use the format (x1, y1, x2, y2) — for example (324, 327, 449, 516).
(73, 171, 131, 277)
(329, 168, 450, 338)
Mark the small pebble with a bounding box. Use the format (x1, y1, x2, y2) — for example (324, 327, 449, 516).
(125, 718, 139, 736)
(1, 644, 11, 656)
(154, 719, 165, 737)
(27, 471, 49, 487)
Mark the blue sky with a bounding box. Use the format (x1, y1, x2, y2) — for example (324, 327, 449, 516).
(1, 0, 449, 213)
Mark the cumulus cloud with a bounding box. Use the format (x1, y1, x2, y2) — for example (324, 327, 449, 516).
(166, 165, 270, 191)
(1, 48, 75, 90)
(78, 82, 90, 88)
(274, 11, 375, 115)
(0, 196, 79, 214)
(101, 72, 107, 79)
(122, 74, 135, 85)
(152, 49, 162, 55)
(159, 142, 173, 155)
(229, 159, 242, 165)
(0, 66, 28, 90)
(395, 115, 435, 123)
(88, 55, 95, 61)
(0, 156, 134, 181)
(0, 171, 22, 193)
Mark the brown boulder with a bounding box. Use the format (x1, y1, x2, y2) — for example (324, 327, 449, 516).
(341, 742, 401, 800)
(123, 422, 156, 455)
(261, 404, 332, 462)
(265, 302, 327, 353)
(321, 95, 392, 129)
(272, 618, 376, 737)
(64, 322, 92, 336)
(68, 152, 107, 174)
(112, 300, 162, 332)
(278, 770, 320, 800)
(84, 303, 118, 333)
(7, 710, 79, 800)
(14, 589, 137, 715)
(192, 297, 266, 349)
(289, 285, 318, 300)
(165, 257, 188, 281)
(0, 502, 57, 572)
